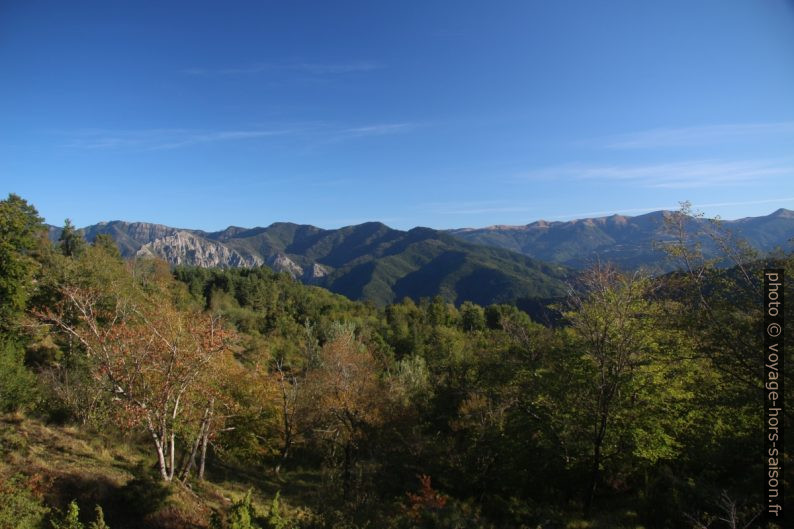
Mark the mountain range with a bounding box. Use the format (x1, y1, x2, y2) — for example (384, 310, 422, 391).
(49, 220, 569, 306)
(448, 208, 794, 270)
(48, 208, 794, 306)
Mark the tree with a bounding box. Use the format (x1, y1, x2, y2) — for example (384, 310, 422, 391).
(92, 234, 121, 260)
(659, 201, 763, 389)
(273, 356, 299, 476)
(304, 324, 384, 502)
(35, 255, 237, 481)
(58, 219, 85, 258)
(459, 301, 485, 333)
(0, 193, 44, 332)
(565, 264, 660, 516)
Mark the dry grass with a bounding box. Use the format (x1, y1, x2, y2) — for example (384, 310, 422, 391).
(0, 414, 314, 528)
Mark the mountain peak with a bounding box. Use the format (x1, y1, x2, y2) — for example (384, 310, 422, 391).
(770, 208, 794, 218)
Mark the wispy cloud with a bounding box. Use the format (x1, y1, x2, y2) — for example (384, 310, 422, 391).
(62, 121, 420, 152)
(344, 123, 415, 136)
(182, 60, 383, 76)
(523, 159, 794, 188)
(64, 128, 298, 151)
(601, 122, 794, 149)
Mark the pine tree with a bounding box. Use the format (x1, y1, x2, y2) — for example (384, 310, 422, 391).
(0, 193, 44, 332)
(92, 234, 121, 260)
(58, 219, 85, 257)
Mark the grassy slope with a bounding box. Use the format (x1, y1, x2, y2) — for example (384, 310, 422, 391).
(0, 415, 317, 529)
(0, 414, 653, 529)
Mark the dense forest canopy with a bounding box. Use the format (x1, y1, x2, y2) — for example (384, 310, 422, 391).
(0, 193, 791, 529)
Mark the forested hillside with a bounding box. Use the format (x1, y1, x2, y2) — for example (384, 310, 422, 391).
(448, 207, 794, 270)
(2, 193, 791, 529)
(48, 221, 569, 307)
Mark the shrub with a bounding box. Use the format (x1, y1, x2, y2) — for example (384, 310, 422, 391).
(0, 473, 49, 529)
(264, 492, 290, 529)
(0, 340, 37, 413)
(228, 490, 260, 529)
(88, 506, 109, 529)
(50, 500, 83, 529)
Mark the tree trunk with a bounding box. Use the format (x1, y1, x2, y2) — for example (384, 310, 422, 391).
(179, 405, 211, 481)
(342, 441, 352, 500)
(148, 424, 171, 481)
(168, 432, 176, 481)
(584, 414, 608, 518)
(275, 362, 296, 477)
(198, 399, 214, 481)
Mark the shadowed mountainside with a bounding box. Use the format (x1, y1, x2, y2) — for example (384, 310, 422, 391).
(49, 220, 569, 306)
(47, 208, 794, 304)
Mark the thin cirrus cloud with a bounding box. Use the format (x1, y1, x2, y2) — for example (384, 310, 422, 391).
(602, 121, 794, 149)
(63, 128, 298, 151)
(344, 123, 416, 136)
(182, 60, 383, 76)
(523, 159, 794, 189)
(62, 122, 417, 152)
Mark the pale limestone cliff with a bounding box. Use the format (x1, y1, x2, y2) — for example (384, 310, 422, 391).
(135, 231, 264, 268)
(267, 253, 304, 278)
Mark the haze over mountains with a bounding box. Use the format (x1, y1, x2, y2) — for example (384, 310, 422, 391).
(49, 208, 794, 306)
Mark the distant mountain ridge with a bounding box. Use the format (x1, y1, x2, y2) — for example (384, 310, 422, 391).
(48, 208, 793, 305)
(447, 208, 794, 270)
(48, 220, 569, 306)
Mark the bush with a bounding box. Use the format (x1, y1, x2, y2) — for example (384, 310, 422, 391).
(263, 492, 290, 529)
(0, 473, 49, 529)
(50, 500, 83, 529)
(50, 501, 110, 529)
(228, 490, 260, 529)
(88, 506, 109, 529)
(0, 340, 37, 413)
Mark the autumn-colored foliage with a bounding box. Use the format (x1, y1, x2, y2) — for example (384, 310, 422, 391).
(34, 254, 238, 481)
(403, 475, 448, 520)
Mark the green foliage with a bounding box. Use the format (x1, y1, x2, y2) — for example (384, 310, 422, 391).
(0, 193, 44, 331)
(91, 234, 120, 261)
(228, 490, 260, 529)
(176, 219, 569, 307)
(459, 301, 485, 332)
(50, 500, 83, 529)
(263, 492, 290, 529)
(87, 506, 109, 529)
(0, 473, 49, 529)
(0, 340, 37, 412)
(58, 219, 86, 258)
(3, 197, 791, 529)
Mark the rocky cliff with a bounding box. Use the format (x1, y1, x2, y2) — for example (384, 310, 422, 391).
(136, 231, 264, 268)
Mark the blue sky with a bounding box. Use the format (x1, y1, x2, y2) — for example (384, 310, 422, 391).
(2, 0, 794, 231)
